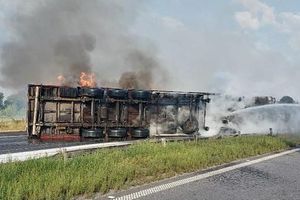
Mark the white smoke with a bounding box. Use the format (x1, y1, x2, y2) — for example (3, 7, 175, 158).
(203, 95, 300, 137)
(202, 95, 248, 137)
(228, 104, 300, 134)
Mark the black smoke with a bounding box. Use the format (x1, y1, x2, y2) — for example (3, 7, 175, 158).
(0, 0, 168, 89)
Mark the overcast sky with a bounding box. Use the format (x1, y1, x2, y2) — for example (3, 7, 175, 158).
(0, 0, 300, 99)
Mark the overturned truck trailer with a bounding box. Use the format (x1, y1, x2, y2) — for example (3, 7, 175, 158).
(27, 84, 213, 141)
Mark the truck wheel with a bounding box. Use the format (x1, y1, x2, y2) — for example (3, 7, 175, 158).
(132, 128, 150, 138)
(181, 116, 199, 134)
(161, 123, 177, 134)
(131, 90, 151, 100)
(158, 96, 178, 105)
(79, 88, 104, 98)
(107, 89, 128, 99)
(108, 128, 127, 138)
(177, 94, 192, 106)
(81, 128, 105, 138)
(59, 87, 78, 98)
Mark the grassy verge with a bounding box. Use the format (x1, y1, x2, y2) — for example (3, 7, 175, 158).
(0, 119, 26, 132)
(277, 134, 300, 146)
(0, 136, 293, 199)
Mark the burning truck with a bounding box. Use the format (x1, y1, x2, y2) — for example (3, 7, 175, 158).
(27, 83, 213, 141)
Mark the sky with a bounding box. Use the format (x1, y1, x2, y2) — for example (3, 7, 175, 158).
(132, 0, 300, 97)
(0, 0, 300, 99)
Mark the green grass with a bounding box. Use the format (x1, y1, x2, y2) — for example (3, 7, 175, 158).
(0, 136, 293, 200)
(0, 119, 26, 132)
(277, 134, 300, 146)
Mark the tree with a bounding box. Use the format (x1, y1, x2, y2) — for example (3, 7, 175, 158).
(4, 93, 26, 110)
(0, 92, 4, 109)
(0, 92, 26, 120)
(0, 104, 18, 120)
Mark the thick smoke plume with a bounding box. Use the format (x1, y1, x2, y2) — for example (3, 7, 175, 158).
(0, 0, 168, 89)
(119, 50, 168, 89)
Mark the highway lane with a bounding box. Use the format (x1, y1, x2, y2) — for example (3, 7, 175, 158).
(0, 132, 97, 154)
(105, 150, 300, 200)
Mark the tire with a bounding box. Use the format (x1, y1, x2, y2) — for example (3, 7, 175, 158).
(158, 97, 177, 105)
(218, 127, 238, 136)
(108, 128, 127, 138)
(162, 123, 177, 134)
(81, 128, 105, 138)
(178, 94, 192, 106)
(107, 89, 128, 99)
(132, 128, 150, 138)
(131, 90, 151, 100)
(59, 87, 78, 98)
(79, 88, 104, 98)
(194, 94, 203, 103)
(181, 116, 199, 134)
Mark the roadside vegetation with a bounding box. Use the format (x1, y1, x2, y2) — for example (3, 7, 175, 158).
(277, 134, 300, 146)
(0, 91, 26, 132)
(0, 135, 293, 200)
(0, 119, 26, 132)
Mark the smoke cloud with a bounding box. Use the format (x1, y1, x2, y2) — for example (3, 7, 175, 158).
(119, 50, 169, 89)
(203, 95, 300, 137)
(0, 0, 168, 89)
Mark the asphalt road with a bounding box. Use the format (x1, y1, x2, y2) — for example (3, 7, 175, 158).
(106, 150, 300, 200)
(0, 132, 96, 154)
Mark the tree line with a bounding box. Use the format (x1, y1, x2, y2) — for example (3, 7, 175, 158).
(0, 92, 26, 120)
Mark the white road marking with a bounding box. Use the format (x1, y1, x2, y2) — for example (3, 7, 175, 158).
(113, 148, 300, 200)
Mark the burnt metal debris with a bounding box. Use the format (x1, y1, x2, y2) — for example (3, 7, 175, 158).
(27, 84, 214, 141)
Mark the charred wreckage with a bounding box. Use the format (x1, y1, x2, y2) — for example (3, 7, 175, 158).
(27, 84, 213, 141)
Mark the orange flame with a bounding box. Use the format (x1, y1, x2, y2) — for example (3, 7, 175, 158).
(79, 72, 96, 87)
